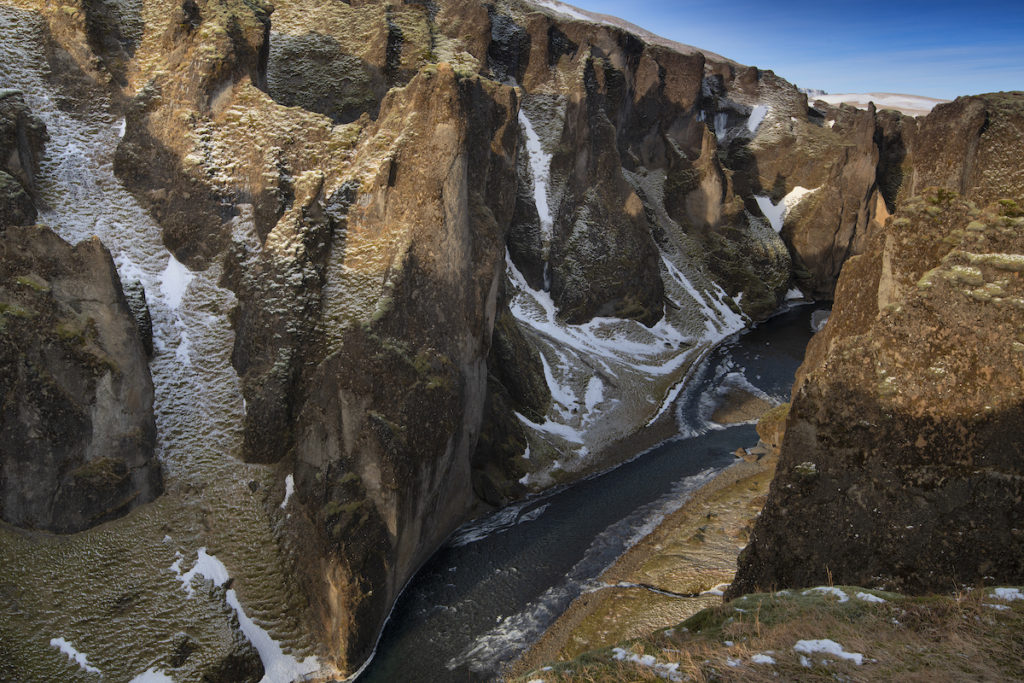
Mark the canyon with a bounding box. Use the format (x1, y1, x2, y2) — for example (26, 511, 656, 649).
(0, 0, 1021, 680)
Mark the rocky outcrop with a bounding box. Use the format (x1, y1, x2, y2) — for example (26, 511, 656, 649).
(898, 92, 1024, 206)
(729, 187, 1024, 597)
(0, 224, 160, 533)
(730, 93, 1024, 598)
(0, 90, 47, 228)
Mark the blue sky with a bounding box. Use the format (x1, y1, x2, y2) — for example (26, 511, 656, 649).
(566, 0, 1024, 99)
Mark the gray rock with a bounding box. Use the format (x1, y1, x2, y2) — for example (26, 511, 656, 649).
(0, 225, 161, 533)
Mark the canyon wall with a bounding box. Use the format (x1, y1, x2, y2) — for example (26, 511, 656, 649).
(0, 0, 974, 675)
(731, 92, 1024, 597)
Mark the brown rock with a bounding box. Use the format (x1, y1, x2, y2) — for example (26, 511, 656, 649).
(729, 189, 1024, 598)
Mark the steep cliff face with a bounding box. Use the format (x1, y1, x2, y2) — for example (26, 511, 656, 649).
(0, 225, 160, 533)
(0, 0, 964, 675)
(730, 94, 1024, 595)
(0, 90, 46, 227)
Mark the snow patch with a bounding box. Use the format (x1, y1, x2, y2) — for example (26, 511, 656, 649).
(173, 548, 320, 682)
(856, 591, 886, 603)
(50, 637, 100, 674)
(746, 105, 768, 133)
(803, 586, 849, 603)
(785, 288, 804, 300)
(611, 647, 682, 681)
(159, 254, 194, 309)
(280, 474, 295, 510)
(793, 639, 863, 665)
(755, 186, 818, 233)
(701, 582, 730, 597)
(518, 110, 554, 256)
(531, 0, 592, 22)
(584, 376, 604, 412)
(129, 668, 176, 682)
(751, 653, 776, 664)
(991, 587, 1024, 602)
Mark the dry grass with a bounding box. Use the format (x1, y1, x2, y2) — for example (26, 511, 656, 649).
(513, 585, 1024, 682)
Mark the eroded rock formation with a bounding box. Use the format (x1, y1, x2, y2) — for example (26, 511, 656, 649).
(730, 93, 1024, 596)
(4, 0, 1011, 675)
(0, 224, 160, 533)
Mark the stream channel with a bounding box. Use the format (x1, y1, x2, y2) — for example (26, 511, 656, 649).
(357, 303, 824, 682)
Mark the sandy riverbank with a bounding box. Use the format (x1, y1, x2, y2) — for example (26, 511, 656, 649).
(506, 388, 777, 678)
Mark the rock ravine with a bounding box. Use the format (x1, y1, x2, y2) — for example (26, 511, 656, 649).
(1, 0, 1021, 678)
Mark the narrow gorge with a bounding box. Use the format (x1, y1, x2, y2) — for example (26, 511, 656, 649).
(0, 0, 1020, 681)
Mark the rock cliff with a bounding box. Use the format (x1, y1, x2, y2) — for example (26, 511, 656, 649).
(730, 93, 1024, 597)
(0, 0, 996, 676)
(0, 224, 161, 533)
(0, 89, 46, 227)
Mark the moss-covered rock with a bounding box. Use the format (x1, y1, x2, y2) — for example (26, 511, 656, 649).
(0, 225, 160, 533)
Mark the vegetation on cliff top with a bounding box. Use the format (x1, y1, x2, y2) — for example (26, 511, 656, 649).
(515, 584, 1024, 682)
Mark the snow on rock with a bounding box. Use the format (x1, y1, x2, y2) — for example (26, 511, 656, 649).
(785, 288, 804, 300)
(584, 376, 604, 413)
(531, 0, 593, 22)
(172, 548, 321, 683)
(280, 474, 295, 510)
(505, 248, 738, 476)
(611, 647, 683, 681)
(793, 639, 864, 665)
(755, 186, 818, 233)
(855, 591, 887, 603)
(50, 637, 101, 674)
(991, 587, 1024, 602)
(518, 110, 554, 257)
(174, 547, 230, 596)
(803, 586, 849, 603)
(159, 254, 194, 310)
(129, 668, 176, 682)
(746, 105, 768, 133)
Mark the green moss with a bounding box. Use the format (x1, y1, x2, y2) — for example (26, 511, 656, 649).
(0, 302, 32, 318)
(338, 471, 360, 486)
(14, 275, 49, 292)
(70, 456, 126, 487)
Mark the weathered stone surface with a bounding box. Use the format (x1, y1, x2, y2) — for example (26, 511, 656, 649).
(14, 0, 1013, 675)
(729, 189, 1024, 597)
(0, 225, 160, 533)
(0, 90, 47, 228)
(899, 92, 1024, 206)
(272, 64, 519, 670)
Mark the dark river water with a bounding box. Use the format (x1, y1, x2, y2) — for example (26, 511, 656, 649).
(356, 303, 823, 682)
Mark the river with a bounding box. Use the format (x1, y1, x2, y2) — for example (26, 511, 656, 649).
(357, 303, 824, 682)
